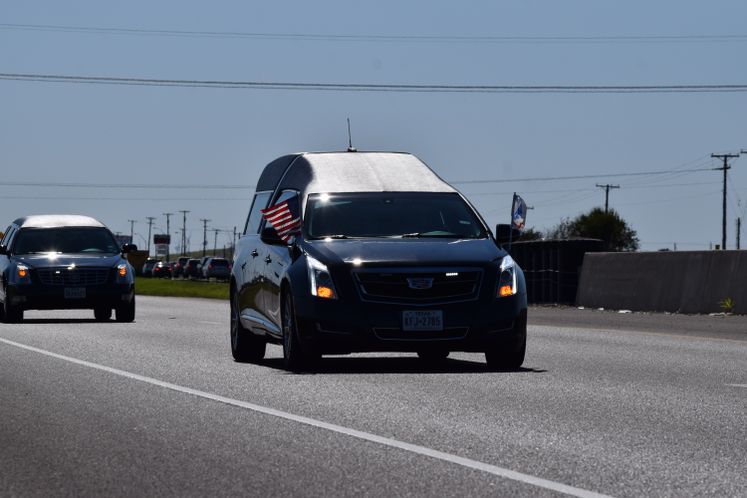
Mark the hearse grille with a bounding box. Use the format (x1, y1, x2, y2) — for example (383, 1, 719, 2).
(36, 267, 111, 286)
(354, 269, 482, 305)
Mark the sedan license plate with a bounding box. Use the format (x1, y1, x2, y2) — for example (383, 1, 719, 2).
(402, 310, 443, 331)
(64, 287, 86, 299)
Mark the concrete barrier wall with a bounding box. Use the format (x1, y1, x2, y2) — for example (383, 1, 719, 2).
(576, 251, 747, 314)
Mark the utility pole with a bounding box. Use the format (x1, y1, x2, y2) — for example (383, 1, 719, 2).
(145, 217, 156, 256)
(127, 220, 136, 242)
(596, 184, 620, 213)
(711, 153, 739, 250)
(200, 219, 210, 257)
(737, 217, 742, 250)
(212, 229, 221, 256)
(163, 212, 173, 261)
(232, 226, 237, 258)
(179, 210, 190, 256)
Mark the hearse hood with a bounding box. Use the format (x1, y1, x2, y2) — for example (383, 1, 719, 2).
(14, 253, 125, 269)
(304, 238, 506, 269)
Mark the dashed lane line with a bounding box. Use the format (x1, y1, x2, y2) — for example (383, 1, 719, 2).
(0, 336, 614, 498)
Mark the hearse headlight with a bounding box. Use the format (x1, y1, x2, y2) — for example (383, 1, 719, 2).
(115, 263, 132, 283)
(497, 255, 517, 298)
(11, 264, 32, 285)
(306, 254, 337, 299)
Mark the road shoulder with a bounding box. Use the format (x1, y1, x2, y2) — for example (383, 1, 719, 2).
(529, 305, 747, 342)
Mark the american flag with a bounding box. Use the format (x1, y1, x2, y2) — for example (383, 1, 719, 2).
(261, 196, 301, 242)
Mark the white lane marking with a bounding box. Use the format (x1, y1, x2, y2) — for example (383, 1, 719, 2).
(725, 384, 747, 388)
(0, 337, 613, 498)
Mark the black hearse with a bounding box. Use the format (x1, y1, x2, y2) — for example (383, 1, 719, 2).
(0, 215, 136, 322)
(231, 151, 527, 370)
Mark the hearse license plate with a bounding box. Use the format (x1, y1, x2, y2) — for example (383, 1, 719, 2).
(64, 287, 86, 299)
(402, 310, 443, 331)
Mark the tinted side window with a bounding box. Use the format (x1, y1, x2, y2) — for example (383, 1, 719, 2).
(1, 226, 13, 246)
(3, 227, 16, 248)
(244, 191, 272, 235)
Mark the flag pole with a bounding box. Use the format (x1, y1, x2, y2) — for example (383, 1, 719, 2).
(507, 192, 516, 252)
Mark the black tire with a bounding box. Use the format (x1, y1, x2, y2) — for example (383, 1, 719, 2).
(417, 350, 450, 363)
(230, 291, 266, 362)
(2, 298, 23, 323)
(115, 296, 136, 322)
(94, 307, 111, 321)
(485, 310, 526, 371)
(282, 292, 319, 372)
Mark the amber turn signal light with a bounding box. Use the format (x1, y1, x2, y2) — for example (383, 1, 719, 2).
(316, 286, 335, 299)
(499, 285, 514, 297)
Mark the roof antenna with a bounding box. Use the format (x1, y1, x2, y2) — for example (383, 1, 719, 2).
(347, 118, 357, 152)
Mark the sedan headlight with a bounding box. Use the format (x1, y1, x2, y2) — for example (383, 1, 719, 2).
(306, 254, 337, 299)
(497, 255, 517, 298)
(10, 264, 32, 285)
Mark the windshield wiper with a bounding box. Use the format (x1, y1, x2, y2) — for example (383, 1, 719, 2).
(400, 232, 483, 239)
(315, 234, 350, 239)
(400, 232, 452, 238)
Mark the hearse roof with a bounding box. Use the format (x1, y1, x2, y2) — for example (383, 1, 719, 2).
(256, 151, 456, 195)
(14, 215, 106, 229)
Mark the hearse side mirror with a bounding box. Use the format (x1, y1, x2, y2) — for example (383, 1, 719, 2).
(261, 226, 286, 246)
(495, 224, 522, 246)
(0, 244, 7, 256)
(121, 243, 137, 253)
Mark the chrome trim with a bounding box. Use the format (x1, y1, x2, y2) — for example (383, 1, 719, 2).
(240, 309, 281, 335)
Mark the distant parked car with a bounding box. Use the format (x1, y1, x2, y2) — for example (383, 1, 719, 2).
(173, 256, 190, 278)
(141, 258, 159, 277)
(202, 257, 230, 281)
(184, 258, 201, 279)
(196, 256, 211, 278)
(152, 261, 172, 279)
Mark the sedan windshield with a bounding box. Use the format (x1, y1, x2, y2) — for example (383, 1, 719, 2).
(12, 227, 121, 254)
(305, 192, 488, 239)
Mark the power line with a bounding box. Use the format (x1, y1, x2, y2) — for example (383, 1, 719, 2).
(463, 181, 721, 197)
(2, 73, 747, 94)
(0, 180, 251, 189)
(0, 167, 716, 190)
(0, 195, 249, 201)
(2, 23, 747, 45)
(449, 167, 714, 184)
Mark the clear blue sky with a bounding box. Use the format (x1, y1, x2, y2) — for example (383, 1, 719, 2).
(2, 1, 746, 253)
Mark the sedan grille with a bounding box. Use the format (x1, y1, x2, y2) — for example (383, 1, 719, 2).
(354, 268, 482, 305)
(36, 267, 111, 286)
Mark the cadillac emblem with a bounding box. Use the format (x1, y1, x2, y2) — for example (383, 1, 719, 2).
(407, 277, 434, 290)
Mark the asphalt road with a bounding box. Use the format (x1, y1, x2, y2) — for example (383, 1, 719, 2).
(1, 297, 745, 497)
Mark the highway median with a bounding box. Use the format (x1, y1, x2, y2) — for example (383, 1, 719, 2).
(135, 277, 229, 300)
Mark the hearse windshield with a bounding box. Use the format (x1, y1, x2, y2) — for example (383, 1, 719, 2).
(12, 227, 121, 255)
(305, 192, 488, 239)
